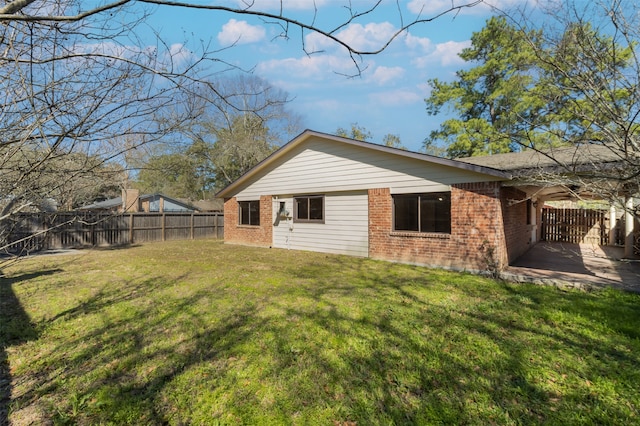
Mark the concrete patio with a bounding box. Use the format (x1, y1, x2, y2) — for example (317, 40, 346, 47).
(503, 242, 640, 293)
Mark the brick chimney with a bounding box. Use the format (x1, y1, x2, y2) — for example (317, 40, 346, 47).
(122, 188, 140, 212)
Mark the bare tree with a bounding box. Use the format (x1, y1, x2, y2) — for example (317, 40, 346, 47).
(0, 0, 483, 65)
(0, 1, 200, 259)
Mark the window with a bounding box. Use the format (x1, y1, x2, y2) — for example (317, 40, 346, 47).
(238, 200, 260, 226)
(393, 192, 451, 233)
(294, 195, 324, 223)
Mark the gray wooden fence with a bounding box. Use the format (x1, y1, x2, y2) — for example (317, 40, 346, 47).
(2, 211, 224, 254)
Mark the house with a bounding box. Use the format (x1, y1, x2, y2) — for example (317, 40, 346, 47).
(216, 130, 637, 271)
(79, 189, 199, 213)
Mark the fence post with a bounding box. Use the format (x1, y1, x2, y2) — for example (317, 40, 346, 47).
(162, 213, 166, 242)
(91, 213, 97, 247)
(41, 212, 46, 250)
(217, 212, 222, 239)
(129, 213, 134, 244)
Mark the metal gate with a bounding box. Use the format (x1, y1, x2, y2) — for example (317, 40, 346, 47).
(541, 208, 608, 245)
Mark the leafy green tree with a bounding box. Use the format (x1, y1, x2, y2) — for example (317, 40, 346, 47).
(424, 13, 638, 160)
(424, 17, 544, 157)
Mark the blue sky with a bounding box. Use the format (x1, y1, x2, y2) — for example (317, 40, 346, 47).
(146, 0, 537, 151)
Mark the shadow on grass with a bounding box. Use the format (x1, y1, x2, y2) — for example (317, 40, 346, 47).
(279, 256, 640, 424)
(1, 270, 59, 426)
(5, 269, 261, 424)
(6, 248, 640, 424)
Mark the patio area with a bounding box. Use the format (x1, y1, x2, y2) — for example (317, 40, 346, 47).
(504, 242, 640, 293)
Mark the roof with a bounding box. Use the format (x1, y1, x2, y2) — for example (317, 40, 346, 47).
(459, 144, 633, 200)
(457, 144, 625, 174)
(79, 194, 199, 211)
(78, 197, 122, 210)
(189, 198, 224, 212)
(216, 129, 510, 198)
(138, 193, 197, 211)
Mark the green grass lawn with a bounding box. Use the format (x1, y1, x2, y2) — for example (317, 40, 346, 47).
(1, 240, 639, 425)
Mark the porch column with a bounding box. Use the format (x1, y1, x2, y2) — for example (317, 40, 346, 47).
(609, 205, 617, 246)
(624, 197, 634, 258)
(530, 198, 538, 244)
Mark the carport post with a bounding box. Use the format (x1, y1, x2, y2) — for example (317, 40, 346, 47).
(609, 205, 617, 246)
(624, 197, 634, 258)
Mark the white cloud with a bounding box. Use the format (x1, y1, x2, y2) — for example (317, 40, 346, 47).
(369, 66, 405, 86)
(305, 21, 398, 53)
(404, 33, 432, 51)
(257, 54, 357, 80)
(369, 89, 422, 107)
(217, 19, 266, 45)
(413, 40, 470, 68)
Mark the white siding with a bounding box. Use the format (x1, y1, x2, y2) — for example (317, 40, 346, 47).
(272, 192, 368, 257)
(234, 136, 500, 200)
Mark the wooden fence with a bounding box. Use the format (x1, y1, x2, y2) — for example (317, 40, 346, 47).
(2, 211, 224, 254)
(541, 208, 607, 245)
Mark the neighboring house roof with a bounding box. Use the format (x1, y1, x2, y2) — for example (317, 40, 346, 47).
(216, 129, 510, 198)
(189, 198, 224, 212)
(138, 193, 197, 211)
(78, 197, 123, 210)
(79, 194, 199, 212)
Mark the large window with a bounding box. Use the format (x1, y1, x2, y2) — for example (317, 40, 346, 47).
(238, 200, 260, 226)
(393, 192, 451, 233)
(294, 195, 324, 223)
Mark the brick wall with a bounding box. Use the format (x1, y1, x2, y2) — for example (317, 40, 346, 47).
(222, 184, 533, 271)
(223, 195, 272, 247)
(368, 182, 510, 271)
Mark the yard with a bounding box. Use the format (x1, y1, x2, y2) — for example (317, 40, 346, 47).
(1, 240, 639, 425)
